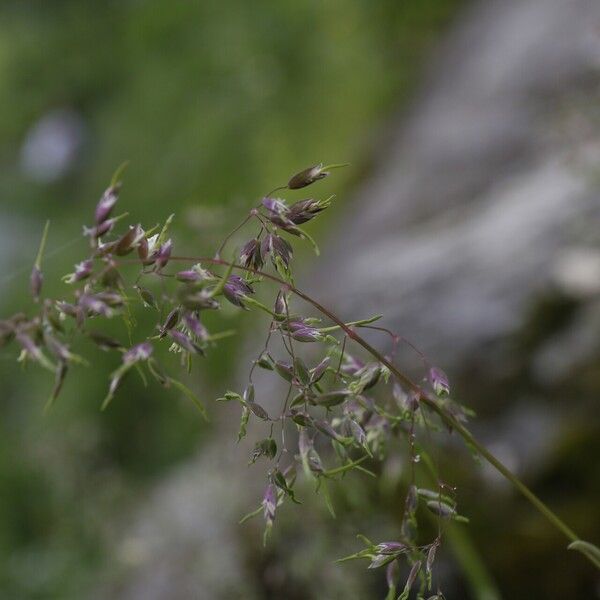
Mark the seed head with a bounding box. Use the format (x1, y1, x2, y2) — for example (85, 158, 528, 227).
(154, 239, 173, 270)
(64, 259, 94, 284)
(123, 342, 153, 364)
(176, 269, 202, 283)
(428, 366, 450, 397)
(223, 275, 254, 308)
(168, 329, 204, 354)
(239, 238, 263, 270)
(30, 266, 43, 302)
(262, 483, 277, 524)
(287, 164, 328, 189)
(95, 184, 120, 225)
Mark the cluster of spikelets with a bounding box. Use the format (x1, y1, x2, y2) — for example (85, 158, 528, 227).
(0, 161, 484, 600)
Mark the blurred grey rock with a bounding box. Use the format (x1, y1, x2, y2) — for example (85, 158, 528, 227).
(103, 1, 600, 597)
(313, 0, 600, 368)
(20, 108, 86, 183)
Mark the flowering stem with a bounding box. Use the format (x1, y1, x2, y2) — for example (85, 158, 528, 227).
(156, 254, 599, 569)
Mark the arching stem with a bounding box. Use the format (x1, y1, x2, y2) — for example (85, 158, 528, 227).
(123, 254, 600, 570)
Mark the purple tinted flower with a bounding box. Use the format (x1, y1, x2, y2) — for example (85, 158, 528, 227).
(137, 236, 148, 259)
(228, 274, 253, 294)
(287, 198, 329, 224)
(223, 275, 254, 308)
(183, 312, 208, 340)
(239, 238, 263, 270)
(307, 449, 323, 474)
(83, 218, 115, 239)
(393, 382, 420, 412)
(349, 419, 367, 446)
(271, 235, 292, 267)
(94, 291, 124, 306)
(287, 164, 328, 189)
(274, 360, 294, 382)
(30, 266, 43, 302)
(298, 428, 312, 459)
(79, 295, 113, 318)
(16, 332, 43, 362)
(262, 198, 302, 229)
(428, 366, 450, 397)
(375, 542, 406, 555)
(55, 301, 80, 318)
(426, 540, 439, 575)
(262, 483, 277, 524)
(404, 561, 422, 594)
(341, 354, 365, 375)
(95, 185, 119, 225)
(154, 239, 173, 270)
(44, 333, 73, 362)
(405, 484, 418, 514)
(168, 329, 204, 354)
(115, 224, 145, 256)
(309, 356, 330, 383)
(123, 341, 153, 364)
(274, 290, 288, 317)
(181, 290, 220, 310)
(290, 325, 322, 343)
(386, 560, 400, 589)
(350, 362, 381, 393)
(176, 269, 202, 283)
(368, 554, 392, 569)
(314, 420, 344, 442)
(262, 197, 288, 215)
(285, 320, 308, 333)
(261, 233, 274, 258)
(64, 259, 93, 284)
(265, 213, 296, 229)
(139, 233, 159, 263)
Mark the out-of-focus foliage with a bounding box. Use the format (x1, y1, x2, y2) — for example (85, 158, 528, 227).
(0, 0, 462, 597)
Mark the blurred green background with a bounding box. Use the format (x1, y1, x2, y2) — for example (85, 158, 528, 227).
(0, 1, 464, 597)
